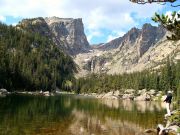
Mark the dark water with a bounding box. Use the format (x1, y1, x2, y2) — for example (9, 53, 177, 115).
(0, 94, 166, 135)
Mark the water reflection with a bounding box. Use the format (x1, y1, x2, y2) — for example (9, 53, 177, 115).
(0, 94, 165, 135)
(100, 99, 166, 112)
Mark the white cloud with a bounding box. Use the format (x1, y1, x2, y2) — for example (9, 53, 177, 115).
(107, 31, 125, 42)
(87, 30, 103, 42)
(12, 23, 17, 26)
(0, 15, 6, 22)
(0, 0, 163, 43)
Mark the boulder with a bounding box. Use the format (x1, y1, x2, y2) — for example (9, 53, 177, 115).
(43, 91, 50, 96)
(0, 89, 8, 97)
(103, 91, 113, 97)
(99, 91, 119, 99)
(113, 90, 120, 97)
(134, 93, 151, 101)
(167, 125, 179, 134)
(156, 93, 162, 97)
(0, 89, 8, 94)
(96, 93, 105, 98)
(124, 89, 135, 94)
(158, 91, 163, 94)
(91, 93, 97, 96)
(148, 89, 156, 96)
(157, 124, 179, 135)
(27, 92, 33, 95)
(138, 89, 147, 95)
(122, 94, 134, 100)
(105, 95, 119, 100)
(0, 88, 8, 93)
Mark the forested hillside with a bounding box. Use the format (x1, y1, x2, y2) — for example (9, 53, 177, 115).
(0, 23, 77, 91)
(75, 59, 180, 98)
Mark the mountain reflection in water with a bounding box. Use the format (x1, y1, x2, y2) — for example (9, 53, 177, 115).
(0, 94, 166, 135)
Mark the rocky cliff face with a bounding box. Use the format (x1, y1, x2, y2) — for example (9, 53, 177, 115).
(16, 18, 179, 77)
(17, 17, 90, 55)
(99, 24, 166, 56)
(74, 24, 180, 77)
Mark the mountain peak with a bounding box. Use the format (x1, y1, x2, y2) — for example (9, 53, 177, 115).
(142, 23, 153, 28)
(45, 17, 83, 25)
(18, 17, 90, 55)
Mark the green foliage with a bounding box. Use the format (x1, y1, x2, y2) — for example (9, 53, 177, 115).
(152, 11, 180, 40)
(75, 60, 180, 98)
(0, 23, 76, 91)
(167, 110, 180, 127)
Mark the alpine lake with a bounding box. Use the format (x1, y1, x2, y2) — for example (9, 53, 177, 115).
(0, 94, 167, 135)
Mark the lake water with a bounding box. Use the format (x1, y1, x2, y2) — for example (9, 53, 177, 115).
(0, 94, 167, 135)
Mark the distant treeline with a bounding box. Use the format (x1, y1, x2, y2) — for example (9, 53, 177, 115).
(0, 23, 76, 91)
(74, 59, 180, 98)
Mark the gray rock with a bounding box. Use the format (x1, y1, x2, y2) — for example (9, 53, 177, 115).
(157, 124, 179, 135)
(148, 89, 156, 96)
(0, 89, 8, 97)
(43, 91, 50, 96)
(124, 89, 136, 94)
(0, 89, 9, 95)
(158, 91, 163, 94)
(18, 17, 90, 56)
(113, 90, 120, 97)
(122, 94, 134, 100)
(104, 95, 119, 100)
(99, 23, 166, 53)
(45, 17, 90, 55)
(102, 91, 113, 98)
(167, 125, 179, 133)
(134, 93, 151, 101)
(0, 88, 7, 93)
(138, 89, 147, 95)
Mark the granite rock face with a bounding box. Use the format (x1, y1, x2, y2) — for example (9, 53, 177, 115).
(45, 17, 90, 55)
(16, 18, 179, 77)
(75, 24, 180, 77)
(18, 17, 90, 55)
(99, 23, 166, 56)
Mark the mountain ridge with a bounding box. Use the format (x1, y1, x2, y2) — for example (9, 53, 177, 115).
(74, 23, 180, 77)
(17, 17, 90, 55)
(16, 17, 180, 77)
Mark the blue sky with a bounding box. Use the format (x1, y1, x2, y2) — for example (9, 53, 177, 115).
(0, 0, 179, 44)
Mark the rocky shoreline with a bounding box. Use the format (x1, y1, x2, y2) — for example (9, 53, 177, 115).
(144, 110, 180, 135)
(0, 88, 75, 97)
(80, 89, 167, 101)
(0, 88, 168, 101)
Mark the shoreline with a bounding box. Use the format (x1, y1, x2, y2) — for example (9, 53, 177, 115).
(0, 88, 168, 101)
(78, 89, 167, 102)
